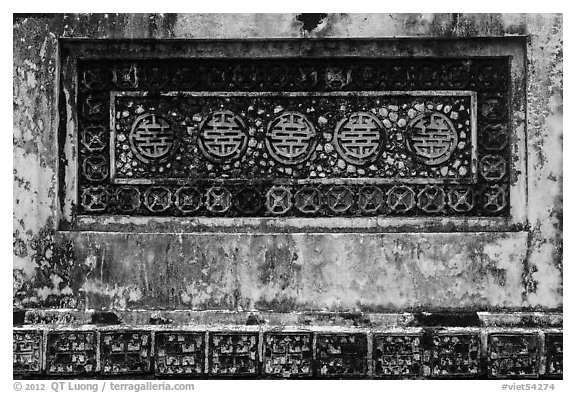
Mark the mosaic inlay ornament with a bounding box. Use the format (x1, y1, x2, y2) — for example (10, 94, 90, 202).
(199, 111, 248, 162)
(407, 112, 458, 166)
(334, 112, 385, 165)
(129, 114, 178, 163)
(266, 112, 317, 165)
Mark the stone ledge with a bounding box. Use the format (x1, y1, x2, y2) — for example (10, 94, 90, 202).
(15, 309, 563, 328)
(13, 324, 562, 379)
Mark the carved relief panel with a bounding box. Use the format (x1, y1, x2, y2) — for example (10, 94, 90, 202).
(70, 50, 513, 220)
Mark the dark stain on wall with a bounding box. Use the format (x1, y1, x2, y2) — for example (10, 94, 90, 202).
(411, 312, 482, 327)
(296, 13, 328, 33)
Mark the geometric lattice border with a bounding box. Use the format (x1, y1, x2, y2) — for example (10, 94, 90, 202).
(14, 328, 561, 380)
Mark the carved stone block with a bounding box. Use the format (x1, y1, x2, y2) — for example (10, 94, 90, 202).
(545, 333, 562, 377)
(101, 331, 152, 374)
(13, 330, 43, 374)
(488, 334, 539, 378)
(430, 333, 482, 377)
(208, 333, 259, 376)
(373, 334, 423, 377)
(46, 331, 96, 375)
(315, 333, 367, 377)
(263, 332, 313, 377)
(155, 332, 205, 376)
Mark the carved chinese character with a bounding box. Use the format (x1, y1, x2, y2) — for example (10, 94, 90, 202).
(129, 114, 178, 163)
(334, 112, 385, 165)
(199, 111, 248, 163)
(266, 112, 317, 165)
(407, 112, 458, 166)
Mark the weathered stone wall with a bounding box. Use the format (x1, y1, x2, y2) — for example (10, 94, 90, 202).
(12, 12, 563, 380)
(13, 13, 562, 312)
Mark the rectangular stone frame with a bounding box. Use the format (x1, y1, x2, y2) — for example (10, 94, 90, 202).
(58, 38, 526, 233)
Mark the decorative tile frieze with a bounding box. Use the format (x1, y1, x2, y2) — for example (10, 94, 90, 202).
(315, 333, 367, 377)
(488, 334, 539, 378)
(12, 327, 561, 379)
(46, 331, 97, 375)
(208, 333, 259, 376)
(101, 331, 152, 374)
(263, 332, 313, 377)
(76, 58, 511, 218)
(13, 330, 43, 374)
(155, 332, 205, 376)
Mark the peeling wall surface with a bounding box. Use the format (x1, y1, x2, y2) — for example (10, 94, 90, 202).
(13, 13, 562, 379)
